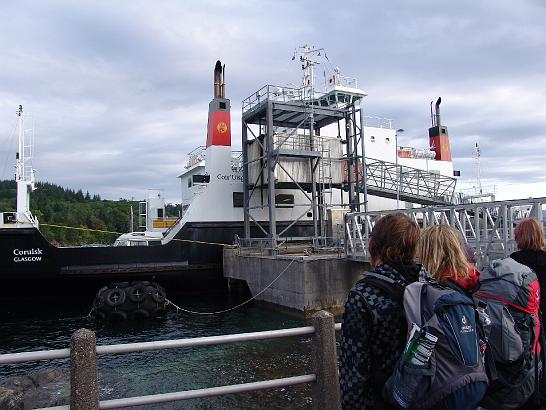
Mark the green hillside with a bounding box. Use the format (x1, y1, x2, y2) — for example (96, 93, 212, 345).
(0, 180, 180, 245)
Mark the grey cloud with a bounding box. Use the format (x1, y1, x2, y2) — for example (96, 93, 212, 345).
(0, 0, 544, 202)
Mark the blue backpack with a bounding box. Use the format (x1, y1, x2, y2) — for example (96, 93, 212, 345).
(363, 275, 489, 409)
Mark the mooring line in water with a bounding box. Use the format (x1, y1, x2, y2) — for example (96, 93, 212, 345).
(40, 223, 227, 247)
(165, 258, 298, 315)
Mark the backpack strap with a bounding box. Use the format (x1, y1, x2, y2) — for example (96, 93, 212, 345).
(358, 272, 405, 301)
(535, 309, 546, 408)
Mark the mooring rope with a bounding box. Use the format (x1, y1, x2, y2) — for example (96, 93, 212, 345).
(164, 258, 297, 315)
(39, 223, 227, 247)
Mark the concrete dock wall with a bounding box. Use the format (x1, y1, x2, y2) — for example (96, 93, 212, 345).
(223, 248, 369, 316)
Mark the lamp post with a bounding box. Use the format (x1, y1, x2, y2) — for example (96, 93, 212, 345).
(395, 129, 404, 209)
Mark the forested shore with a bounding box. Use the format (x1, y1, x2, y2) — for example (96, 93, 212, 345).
(0, 180, 179, 245)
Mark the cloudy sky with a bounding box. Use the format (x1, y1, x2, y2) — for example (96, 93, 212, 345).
(0, 0, 545, 203)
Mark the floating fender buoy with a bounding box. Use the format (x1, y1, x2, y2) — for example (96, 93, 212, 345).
(108, 310, 128, 321)
(92, 281, 168, 322)
(128, 284, 148, 303)
(104, 288, 126, 307)
(131, 309, 150, 320)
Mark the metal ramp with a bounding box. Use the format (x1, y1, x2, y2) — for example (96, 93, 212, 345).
(364, 158, 456, 206)
(345, 197, 546, 268)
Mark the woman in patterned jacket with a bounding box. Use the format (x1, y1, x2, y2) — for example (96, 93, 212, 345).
(339, 213, 423, 409)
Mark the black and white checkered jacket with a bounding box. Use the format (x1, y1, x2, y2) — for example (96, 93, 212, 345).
(339, 263, 422, 410)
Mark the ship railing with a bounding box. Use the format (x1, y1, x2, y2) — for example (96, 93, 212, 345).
(0, 312, 341, 409)
(344, 197, 546, 268)
(186, 146, 206, 169)
(361, 116, 393, 129)
(242, 85, 305, 114)
(326, 74, 358, 89)
(235, 235, 343, 256)
(272, 132, 330, 153)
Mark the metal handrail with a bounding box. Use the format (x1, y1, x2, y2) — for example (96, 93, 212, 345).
(96, 326, 315, 355)
(345, 197, 546, 267)
(0, 320, 343, 409)
(0, 348, 70, 364)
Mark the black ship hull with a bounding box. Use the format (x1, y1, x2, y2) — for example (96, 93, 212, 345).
(0, 221, 313, 301)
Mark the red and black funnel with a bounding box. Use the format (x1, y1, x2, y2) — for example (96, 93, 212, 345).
(206, 60, 231, 147)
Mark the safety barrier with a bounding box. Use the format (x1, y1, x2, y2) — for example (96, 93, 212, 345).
(0, 311, 342, 410)
(345, 197, 546, 268)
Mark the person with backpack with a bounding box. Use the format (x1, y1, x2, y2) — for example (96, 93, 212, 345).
(339, 212, 422, 409)
(511, 218, 546, 316)
(474, 253, 542, 408)
(403, 224, 488, 409)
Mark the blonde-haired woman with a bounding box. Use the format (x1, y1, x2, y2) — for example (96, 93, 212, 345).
(419, 224, 478, 292)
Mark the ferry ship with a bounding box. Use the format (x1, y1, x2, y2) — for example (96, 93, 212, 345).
(0, 52, 458, 299)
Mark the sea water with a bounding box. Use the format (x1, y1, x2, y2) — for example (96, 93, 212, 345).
(0, 293, 315, 409)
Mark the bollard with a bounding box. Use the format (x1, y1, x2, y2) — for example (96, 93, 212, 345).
(70, 328, 99, 410)
(311, 310, 341, 410)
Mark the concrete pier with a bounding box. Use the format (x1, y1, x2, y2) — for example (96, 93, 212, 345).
(223, 247, 368, 316)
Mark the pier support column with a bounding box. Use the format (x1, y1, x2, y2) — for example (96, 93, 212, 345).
(70, 328, 99, 410)
(311, 310, 340, 410)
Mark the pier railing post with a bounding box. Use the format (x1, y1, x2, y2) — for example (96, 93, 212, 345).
(70, 328, 99, 410)
(311, 310, 341, 410)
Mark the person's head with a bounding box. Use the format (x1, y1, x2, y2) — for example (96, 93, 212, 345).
(419, 225, 469, 283)
(514, 218, 545, 251)
(369, 212, 420, 267)
(463, 243, 478, 264)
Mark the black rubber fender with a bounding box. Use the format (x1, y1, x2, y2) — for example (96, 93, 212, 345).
(151, 287, 166, 304)
(127, 284, 148, 303)
(104, 288, 126, 307)
(108, 310, 127, 321)
(94, 310, 106, 321)
(93, 295, 105, 309)
(150, 307, 166, 318)
(96, 285, 108, 297)
(131, 280, 151, 286)
(131, 309, 150, 320)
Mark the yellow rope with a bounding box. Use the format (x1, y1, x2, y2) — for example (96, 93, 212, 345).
(40, 223, 227, 247)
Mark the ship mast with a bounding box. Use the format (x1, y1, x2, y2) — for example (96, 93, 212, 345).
(473, 141, 482, 195)
(15, 105, 37, 225)
(292, 45, 323, 100)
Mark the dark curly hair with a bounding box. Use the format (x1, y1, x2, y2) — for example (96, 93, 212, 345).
(368, 212, 420, 267)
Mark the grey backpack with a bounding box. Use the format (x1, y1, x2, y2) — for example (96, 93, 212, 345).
(474, 257, 542, 410)
(381, 279, 488, 409)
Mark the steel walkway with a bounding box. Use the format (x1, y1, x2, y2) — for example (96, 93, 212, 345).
(345, 197, 546, 268)
(363, 158, 457, 206)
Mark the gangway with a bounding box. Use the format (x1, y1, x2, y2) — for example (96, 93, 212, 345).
(345, 197, 545, 268)
(364, 158, 456, 206)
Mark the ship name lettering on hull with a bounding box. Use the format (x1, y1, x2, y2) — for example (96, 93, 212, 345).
(13, 248, 43, 263)
(216, 174, 243, 182)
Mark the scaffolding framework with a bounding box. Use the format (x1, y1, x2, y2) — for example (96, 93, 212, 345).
(241, 85, 360, 253)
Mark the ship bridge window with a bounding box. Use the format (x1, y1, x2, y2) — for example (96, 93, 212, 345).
(275, 194, 294, 208)
(129, 240, 147, 246)
(3, 212, 16, 224)
(157, 209, 164, 218)
(233, 192, 244, 208)
(188, 178, 192, 188)
(193, 174, 210, 184)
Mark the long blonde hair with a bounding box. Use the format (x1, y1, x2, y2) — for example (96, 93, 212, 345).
(419, 225, 469, 283)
